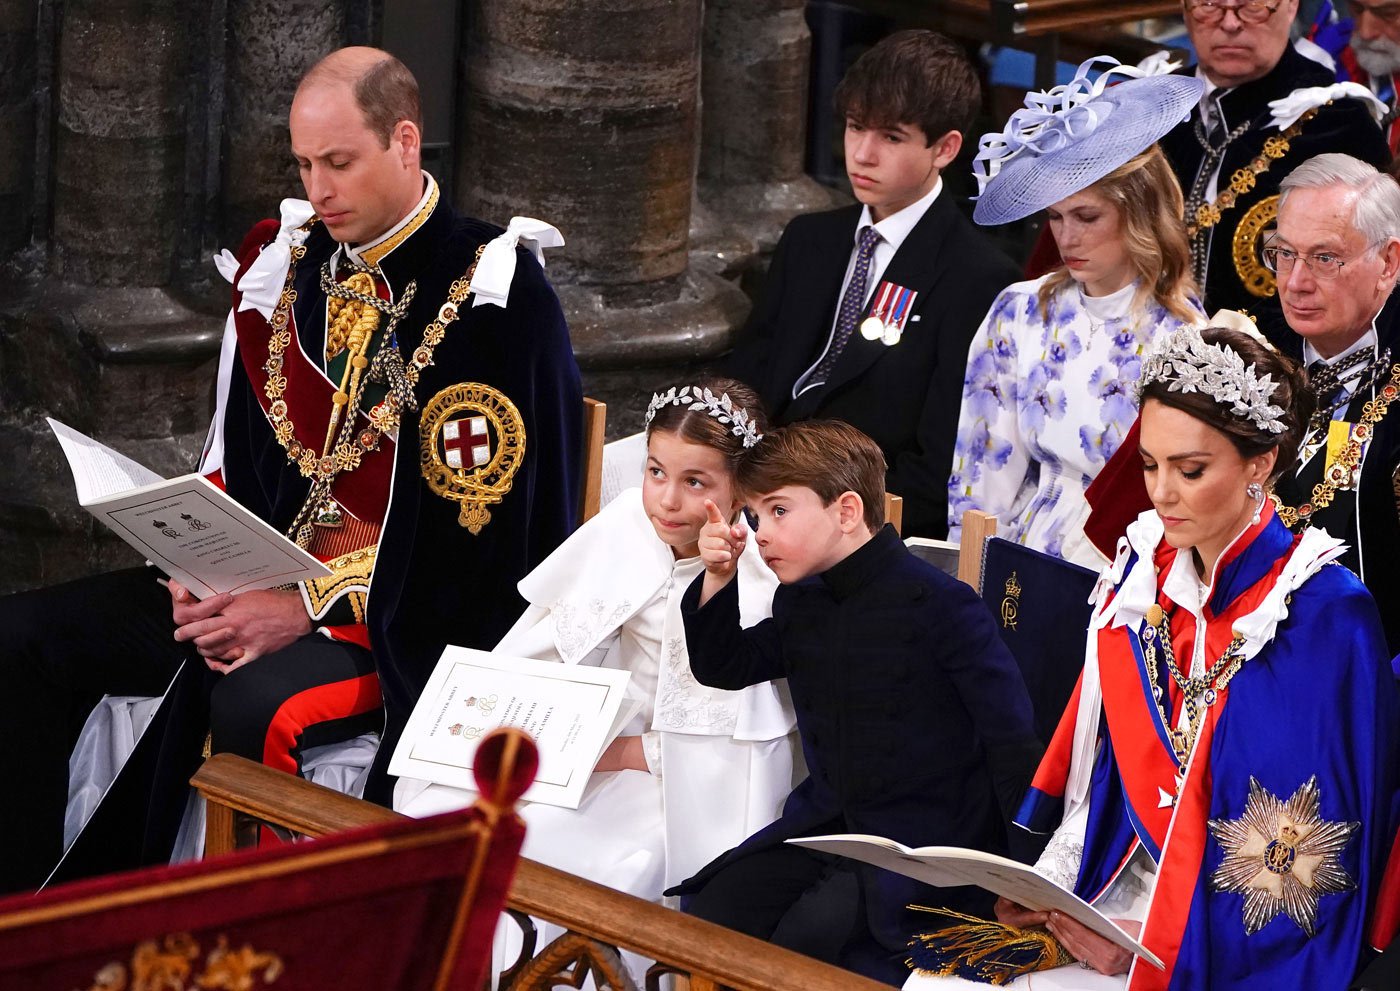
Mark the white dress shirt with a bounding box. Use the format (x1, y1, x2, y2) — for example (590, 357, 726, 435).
(793, 178, 943, 398)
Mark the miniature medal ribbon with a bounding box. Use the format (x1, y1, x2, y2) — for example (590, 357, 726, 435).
(471, 216, 566, 309)
(1269, 83, 1387, 131)
(859, 281, 918, 346)
(1138, 327, 1286, 434)
(232, 198, 316, 319)
(972, 55, 1181, 197)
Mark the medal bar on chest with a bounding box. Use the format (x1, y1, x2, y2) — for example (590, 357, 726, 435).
(860, 280, 917, 347)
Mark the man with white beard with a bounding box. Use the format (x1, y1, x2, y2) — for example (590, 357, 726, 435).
(1344, 0, 1400, 154)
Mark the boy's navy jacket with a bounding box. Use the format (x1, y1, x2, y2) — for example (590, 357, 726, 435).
(672, 524, 1042, 954)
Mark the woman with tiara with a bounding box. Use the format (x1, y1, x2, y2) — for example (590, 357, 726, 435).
(966, 327, 1399, 989)
(947, 58, 1204, 568)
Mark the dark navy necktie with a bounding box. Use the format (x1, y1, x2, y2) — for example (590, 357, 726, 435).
(809, 225, 882, 388)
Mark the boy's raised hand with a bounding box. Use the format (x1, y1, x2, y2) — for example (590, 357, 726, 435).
(698, 499, 745, 605)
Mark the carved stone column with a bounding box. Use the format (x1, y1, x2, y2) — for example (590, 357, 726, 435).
(456, 0, 749, 434)
(0, 0, 37, 258)
(694, 0, 843, 279)
(221, 0, 345, 244)
(0, 0, 222, 592)
(51, 0, 189, 285)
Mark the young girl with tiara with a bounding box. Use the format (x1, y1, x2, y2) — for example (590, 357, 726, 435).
(395, 376, 799, 964)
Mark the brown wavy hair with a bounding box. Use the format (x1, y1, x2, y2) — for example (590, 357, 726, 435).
(1138, 327, 1314, 482)
(1038, 146, 1197, 324)
(737, 420, 887, 534)
(834, 29, 981, 143)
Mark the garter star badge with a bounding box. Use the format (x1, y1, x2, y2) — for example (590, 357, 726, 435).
(1208, 776, 1358, 937)
(420, 382, 526, 534)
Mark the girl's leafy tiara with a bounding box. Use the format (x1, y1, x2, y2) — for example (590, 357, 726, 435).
(645, 386, 763, 448)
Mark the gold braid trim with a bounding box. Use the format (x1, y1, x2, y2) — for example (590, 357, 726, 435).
(325, 270, 380, 360)
(1186, 107, 1321, 239)
(302, 545, 377, 622)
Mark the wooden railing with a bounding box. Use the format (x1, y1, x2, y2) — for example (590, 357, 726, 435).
(192, 754, 892, 991)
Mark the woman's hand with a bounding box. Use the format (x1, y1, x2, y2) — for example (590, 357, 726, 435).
(994, 896, 1050, 928)
(1044, 910, 1137, 976)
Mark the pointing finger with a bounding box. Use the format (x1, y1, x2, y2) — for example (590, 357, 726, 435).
(704, 499, 725, 525)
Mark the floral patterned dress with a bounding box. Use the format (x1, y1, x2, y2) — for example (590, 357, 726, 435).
(947, 275, 1201, 568)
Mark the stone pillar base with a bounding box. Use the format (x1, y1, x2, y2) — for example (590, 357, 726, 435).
(693, 177, 847, 277)
(0, 283, 221, 593)
(564, 263, 750, 438)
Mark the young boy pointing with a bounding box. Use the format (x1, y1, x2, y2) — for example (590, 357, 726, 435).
(673, 420, 1040, 985)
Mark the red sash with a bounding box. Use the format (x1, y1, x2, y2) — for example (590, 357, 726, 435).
(1098, 537, 1295, 989)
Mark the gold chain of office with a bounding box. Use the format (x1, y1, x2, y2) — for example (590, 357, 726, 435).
(258, 221, 485, 544)
(1274, 361, 1400, 530)
(1185, 107, 1320, 239)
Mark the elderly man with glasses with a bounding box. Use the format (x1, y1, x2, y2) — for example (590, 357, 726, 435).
(1273, 182, 1400, 991)
(1159, 0, 1389, 331)
(1266, 154, 1400, 657)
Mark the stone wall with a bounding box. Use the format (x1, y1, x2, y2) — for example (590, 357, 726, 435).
(0, 0, 837, 593)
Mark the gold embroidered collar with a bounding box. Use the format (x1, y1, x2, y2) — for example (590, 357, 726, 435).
(349, 172, 441, 269)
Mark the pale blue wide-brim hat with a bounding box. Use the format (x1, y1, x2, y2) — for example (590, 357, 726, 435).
(972, 56, 1205, 227)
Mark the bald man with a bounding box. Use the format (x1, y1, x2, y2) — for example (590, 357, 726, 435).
(0, 48, 582, 891)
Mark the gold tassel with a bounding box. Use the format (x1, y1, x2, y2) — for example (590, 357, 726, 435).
(906, 907, 1072, 986)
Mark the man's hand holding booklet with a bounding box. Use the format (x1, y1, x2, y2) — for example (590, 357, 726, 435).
(48, 418, 329, 597)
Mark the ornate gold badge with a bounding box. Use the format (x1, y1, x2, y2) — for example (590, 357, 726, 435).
(1208, 776, 1358, 936)
(1000, 571, 1021, 631)
(419, 382, 526, 534)
(1233, 194, 1279, 299)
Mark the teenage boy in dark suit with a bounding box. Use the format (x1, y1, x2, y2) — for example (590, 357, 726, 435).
(726, 29, 1018, 538)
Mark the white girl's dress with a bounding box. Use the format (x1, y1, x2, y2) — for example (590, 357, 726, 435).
(394, 488, 800, 977)
(947, 276, 1200, 568)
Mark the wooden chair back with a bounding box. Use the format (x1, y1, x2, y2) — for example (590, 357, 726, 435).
(883, 492, 903, 536)
(956, 509, 999, 590)
(580, 397, 606, 523)
(0, 729, 538, 991)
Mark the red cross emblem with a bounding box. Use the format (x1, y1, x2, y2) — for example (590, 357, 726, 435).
(443, 415, 490, 470)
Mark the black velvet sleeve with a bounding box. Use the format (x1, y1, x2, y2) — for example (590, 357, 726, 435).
(679, 571, 787, 691)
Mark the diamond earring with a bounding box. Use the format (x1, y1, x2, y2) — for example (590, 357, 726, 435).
(1246, 481, 1264, 524)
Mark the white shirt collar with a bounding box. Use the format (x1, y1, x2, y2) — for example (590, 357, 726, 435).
(856, 176, 942, 253)
(1302, 323, 1378, 372)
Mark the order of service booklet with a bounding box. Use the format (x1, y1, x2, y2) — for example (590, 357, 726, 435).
(47, 418, 331, 598)
(787, 835, 1164, 969)
(389, 645, 641, 810)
